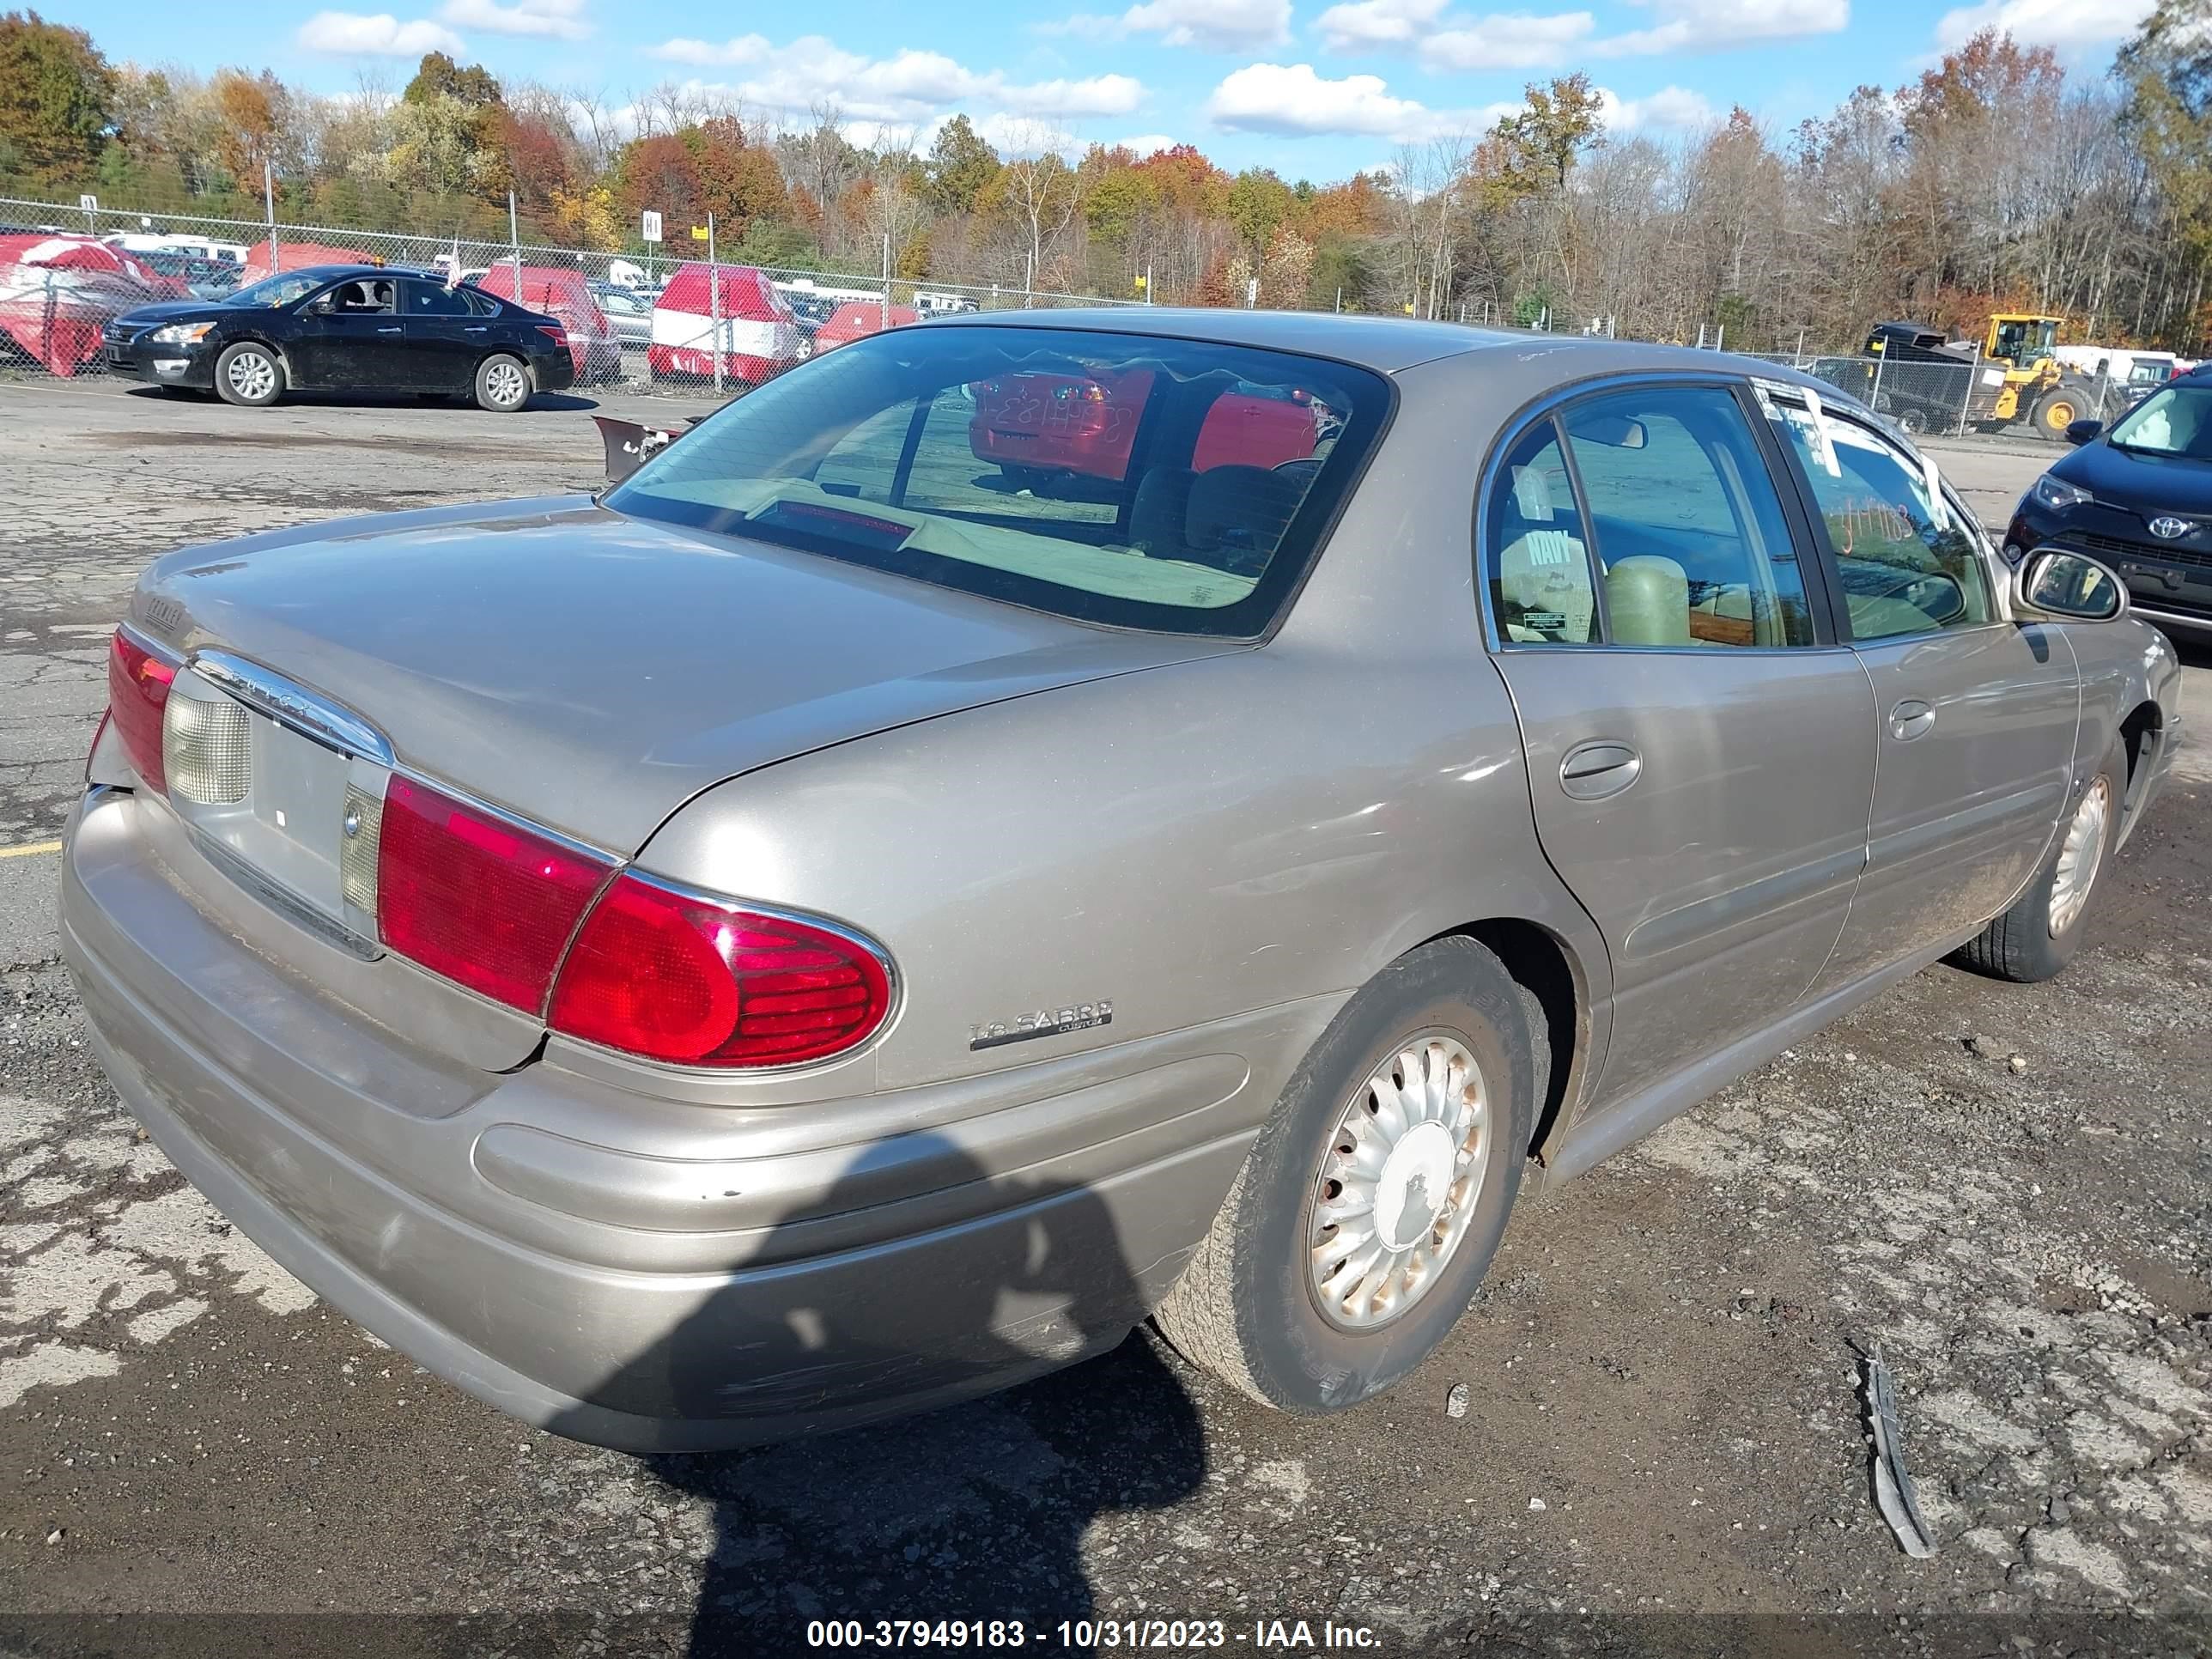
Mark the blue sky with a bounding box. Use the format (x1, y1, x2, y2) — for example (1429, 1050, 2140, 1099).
(49, 0, 2148, 179)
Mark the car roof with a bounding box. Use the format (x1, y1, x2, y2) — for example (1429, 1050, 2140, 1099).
(940, 306, 1867, 402)
(276, 264, 442, 283)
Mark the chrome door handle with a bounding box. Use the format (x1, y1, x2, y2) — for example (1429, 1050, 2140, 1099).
(1560, 739, 1642, 800)
(1889, 699, 1936, 740)
(465, 325, 488, 333)
(376, 325, 401, 334)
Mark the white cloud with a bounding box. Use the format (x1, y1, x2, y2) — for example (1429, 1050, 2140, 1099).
(1321, 0, 1843, 63)
(1122, 0, 1293, 47)
(1591, 0, 1847, 54)
(1206, 63, 1425, 136)
(1043, 0, 1290, 47)
(1110, 132, 1181, 155)
(1597, 83, 1719, 130)
(1426, 10, 1595, 68)
(1931, 0, 2153, 51)
(439, 0, 589, 39)
(1205, 61, 1510, 138)
(643, 37, 1144, 123)
(297, 10, 467, 54)
(1316, 0, 1451, 48)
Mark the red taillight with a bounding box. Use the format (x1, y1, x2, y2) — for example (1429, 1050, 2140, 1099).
(549, 875, 892, 1068)
(536, 325, 566, 345)
(108, 629, 175, 793)
(376, 776, 610, 1013)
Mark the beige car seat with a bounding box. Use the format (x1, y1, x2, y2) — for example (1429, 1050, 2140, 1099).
(1606, 556, 1692, 646)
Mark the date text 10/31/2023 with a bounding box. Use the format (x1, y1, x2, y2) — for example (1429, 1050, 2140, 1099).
(805, 1619, 1383, 1650)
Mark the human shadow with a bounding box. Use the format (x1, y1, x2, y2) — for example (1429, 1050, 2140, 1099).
(553, 1134, 1208, 1654)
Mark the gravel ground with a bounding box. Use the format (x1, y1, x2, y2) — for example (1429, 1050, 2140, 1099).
(0, 380, 2207, 1658)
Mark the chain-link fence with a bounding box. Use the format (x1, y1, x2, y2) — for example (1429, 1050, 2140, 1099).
(0, 189, 2181, 437)
(0, 192, 1141, 400)
(1730, 346, 2160, 446)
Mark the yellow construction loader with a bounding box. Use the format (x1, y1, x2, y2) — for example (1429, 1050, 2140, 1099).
(1864, 313, 2100, 441)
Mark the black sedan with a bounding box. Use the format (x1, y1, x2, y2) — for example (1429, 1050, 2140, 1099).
(2006, 378, 2212, 639)
(102, 264, 575, 411)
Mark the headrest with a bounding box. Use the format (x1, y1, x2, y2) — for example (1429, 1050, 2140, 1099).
(1185, 464, 1304, 555)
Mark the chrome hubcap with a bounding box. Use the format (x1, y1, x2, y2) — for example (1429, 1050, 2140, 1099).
(227, 352, 274, 399)
(1309, 1033, 1490, 1331)
(2050, 775, 2111, 936)
(487, 361, 526, 405)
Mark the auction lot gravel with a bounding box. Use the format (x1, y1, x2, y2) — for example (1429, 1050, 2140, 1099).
(1, 378, 2208, 1658)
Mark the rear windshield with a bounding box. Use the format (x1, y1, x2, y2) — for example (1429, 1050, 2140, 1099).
(605, 325, 1390, 636)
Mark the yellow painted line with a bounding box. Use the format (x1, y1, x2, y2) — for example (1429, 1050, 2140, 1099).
(0, 839, 63, 860)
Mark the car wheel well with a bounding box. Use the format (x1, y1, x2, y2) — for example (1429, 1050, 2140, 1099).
(2119, 700, 2164, 833)
(1418, 917, 1584, 1163)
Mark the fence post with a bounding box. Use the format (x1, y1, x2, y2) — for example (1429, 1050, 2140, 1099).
(1334, 286, 1342, 313)
(1870, 344, 1886, 413)
(1715, 323, 1725, 352)
(881, 234, 890, 328)
(1956, 342, 1978, 437)
(1795, 326, 1807, 366)
(263, 161, 276, 273)
(1024, 249, 1035, 310)
(1146, 262, 1153, 306)
(507, 191, 520, 285)
(708, 211, 721, 398)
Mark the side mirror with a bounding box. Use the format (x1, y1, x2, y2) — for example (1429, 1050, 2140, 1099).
(2065, 418, 2102, 447)
(2014, 545, 2127, 623)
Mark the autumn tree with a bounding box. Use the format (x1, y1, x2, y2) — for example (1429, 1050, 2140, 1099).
(0, 10, 112, 185)
(926, 114, 1000, 215)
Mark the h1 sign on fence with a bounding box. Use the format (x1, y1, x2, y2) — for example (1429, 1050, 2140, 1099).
(640, 210, 662, 244)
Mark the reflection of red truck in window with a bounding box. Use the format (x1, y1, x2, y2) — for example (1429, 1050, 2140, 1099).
(968, 368, 1324, 484)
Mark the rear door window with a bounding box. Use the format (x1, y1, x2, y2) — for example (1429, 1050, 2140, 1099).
(1557, 386, 1816, 647)
(403, 279, 469, 317)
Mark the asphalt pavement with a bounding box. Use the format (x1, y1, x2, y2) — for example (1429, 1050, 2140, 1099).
(0, 379, 2206, 1657)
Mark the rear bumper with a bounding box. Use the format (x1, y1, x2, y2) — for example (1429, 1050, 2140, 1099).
(531, 349, 576, 392)
(61, 788, 1292, 1450)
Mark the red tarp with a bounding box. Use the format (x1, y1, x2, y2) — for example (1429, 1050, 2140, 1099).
(648, 263, 805, 384)
(475, 264, 621, 379)
(0, 235, 161, 376)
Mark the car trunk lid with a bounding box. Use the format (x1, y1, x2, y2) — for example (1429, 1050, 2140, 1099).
(125, 495, 1238, 1069)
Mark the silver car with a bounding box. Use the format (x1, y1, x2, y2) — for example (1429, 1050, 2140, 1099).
(61, 313, 2180, 1450)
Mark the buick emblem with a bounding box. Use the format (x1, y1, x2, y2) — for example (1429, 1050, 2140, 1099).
(2148, 515, 2192, 539)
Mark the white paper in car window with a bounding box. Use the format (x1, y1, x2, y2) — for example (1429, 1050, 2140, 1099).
(1752, 379, 1841, 478)
(1510, 463, 1556, 521)
(1823, 414, 1935, 510)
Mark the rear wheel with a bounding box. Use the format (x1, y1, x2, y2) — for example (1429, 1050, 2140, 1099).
(475, 354, 532, 412)
(213, 342, 283, 407)
(1952, 737, 2124, 981)
(1154, 937, 1537, 1413)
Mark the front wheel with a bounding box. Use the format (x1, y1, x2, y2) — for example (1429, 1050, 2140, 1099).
(213, 342, 283, 407)
(2031, 387, 2081, 442)
(475, 354, 532, 412)
(1952, 738, 2124, 982)
(1153, 936, 1538, 1413)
